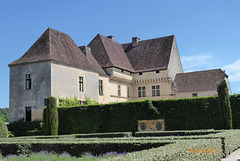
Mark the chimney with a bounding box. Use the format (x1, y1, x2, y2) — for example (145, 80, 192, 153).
(107, 35, 114, 41)
(79, 46, 91, 56)
(132, 37, 140, 47)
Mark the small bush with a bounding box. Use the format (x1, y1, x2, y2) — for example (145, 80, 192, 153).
(0, 117, 8, 138)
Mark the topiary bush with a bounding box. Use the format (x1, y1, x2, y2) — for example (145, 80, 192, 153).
(43, 96, 58, 135)
(0, 117, 8, 138)
(218, 80, 233, 129)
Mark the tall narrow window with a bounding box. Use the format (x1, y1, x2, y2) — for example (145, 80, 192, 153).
(152, 85, 160, 96)
(99, 80, 103, 96)
(127, 87, 130, 97)
(79, 76, 84, 92)
(118, 85, 121, 96)
(25, 74, 31, 90)
(25, 106, 32, 122)
(138, 86, 146, 97)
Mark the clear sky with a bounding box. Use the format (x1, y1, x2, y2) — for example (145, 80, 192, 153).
(1, 0, 240, 108)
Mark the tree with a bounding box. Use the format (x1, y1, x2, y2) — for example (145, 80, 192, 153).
(217, 80, 232, 129)
(0, 117, 8, 138)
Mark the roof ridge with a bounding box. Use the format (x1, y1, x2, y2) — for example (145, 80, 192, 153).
(98, 34, 114, 67)
(122, 35, 175, 45)
(48, 28, 53, 60)
(177, 69, 222, 75)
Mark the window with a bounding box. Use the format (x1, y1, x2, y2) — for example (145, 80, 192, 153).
(152, 85, 160, 96)
(138, 86, 146, 97)
(156, 70, 159, 73)
(44, 98, 47, 106)
(79, 76, 84, 92)
(118, 85, 121, 96)
(25, 74, 31, 90)
(139, 72, 142, 75)
(25, 106, 32, 122)
(99, 80, 103, 96)
(192, 93, 198, 97)
(127, 87, 130, 97)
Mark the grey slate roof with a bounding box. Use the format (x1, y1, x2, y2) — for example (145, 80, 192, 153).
(9, 28, 106, 75)
(174, 69, 228, 93)
(88, 34, 134, 72)
(122, 35, 174, 72)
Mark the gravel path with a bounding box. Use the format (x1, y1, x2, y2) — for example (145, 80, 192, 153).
(221, 148, 240, 161)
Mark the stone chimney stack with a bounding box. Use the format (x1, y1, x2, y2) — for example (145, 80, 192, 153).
(107, 35, 114, 41)
(132, 37, 140, 47)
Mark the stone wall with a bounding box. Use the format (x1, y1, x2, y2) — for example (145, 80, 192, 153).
(9, 61, 51, 122)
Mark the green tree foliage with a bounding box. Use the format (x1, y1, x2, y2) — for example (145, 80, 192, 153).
(217, 80, 233, 129)
(58, 97, 81, 107)
(0, 108, 9, 122)
(43, 97, 58, 135)
(58, 97, 98, 107)
(0, 117, 8, 138)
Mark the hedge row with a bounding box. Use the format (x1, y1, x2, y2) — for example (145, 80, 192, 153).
(135, 129, 217, 137)
(57, 100, 160, 134)
(55, 95, 240, 134)
(7, 121, 42, 136)
(105, 130, 240, 160)
(0, 140, 172, 157)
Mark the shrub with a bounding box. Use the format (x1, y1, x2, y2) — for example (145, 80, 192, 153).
(7, 120, 42, 136)
(0, 117, 8, 138)
(43, 96, 58, 135)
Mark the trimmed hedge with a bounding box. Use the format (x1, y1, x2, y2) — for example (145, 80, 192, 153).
(43, 97, 58, 135)
(0, 140, 172, 157)
(7, 121, 42, 137)
(152, 96, 223, 130)
(135, 129, 217, 137)
(54, 95, 240, 134)
(57, 100, 161, 135)
(230, 94, 240, 129)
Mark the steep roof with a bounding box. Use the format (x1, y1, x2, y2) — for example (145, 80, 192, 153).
(174, 69, 228, 93)
(122, 35, 174, 72)
(79, 46, 106, 76)
(9, 28, 104, 75)
(88, 34, 134, 72)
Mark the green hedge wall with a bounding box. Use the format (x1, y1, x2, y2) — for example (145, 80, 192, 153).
(58, 100, 161, 134)
(230, 94, 240, 129)
(152, 96, 223, 130)
(7, 121, 42, 137)
(55, 95, 240, 134)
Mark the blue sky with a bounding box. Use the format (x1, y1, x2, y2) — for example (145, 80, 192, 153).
(1, 0, 240, 108)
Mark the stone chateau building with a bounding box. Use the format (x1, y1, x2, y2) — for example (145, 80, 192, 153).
(9, 28, 230, 122)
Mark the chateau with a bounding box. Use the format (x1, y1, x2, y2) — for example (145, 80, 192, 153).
(9, 28, 230, 122)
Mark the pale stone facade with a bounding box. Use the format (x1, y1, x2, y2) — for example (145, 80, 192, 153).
(9, 28, 230, 122)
